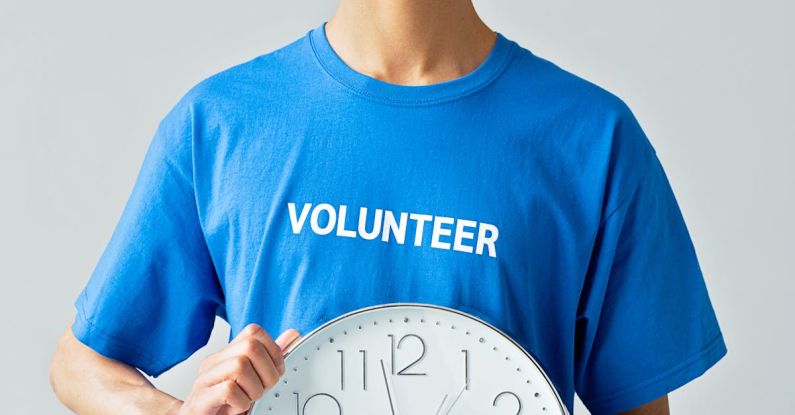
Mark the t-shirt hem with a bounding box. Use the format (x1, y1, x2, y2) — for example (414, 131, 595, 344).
(71, 304, 170, 378)
(581, 332, 727, 414)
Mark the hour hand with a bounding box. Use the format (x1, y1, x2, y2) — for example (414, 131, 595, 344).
(434, 394, 449, 415)
(443, 384, 468, 415)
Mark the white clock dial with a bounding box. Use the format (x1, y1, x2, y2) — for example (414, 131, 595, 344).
(249, 303, 568, 415)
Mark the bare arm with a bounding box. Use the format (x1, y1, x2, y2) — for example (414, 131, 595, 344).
(51, 322, 300, 415)
(52, 322, 666, 415)
(620, 395, 670, 415)
(50, 327, 182, 415)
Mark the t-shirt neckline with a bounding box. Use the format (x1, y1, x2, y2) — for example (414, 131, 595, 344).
(308, 21, 517, 106)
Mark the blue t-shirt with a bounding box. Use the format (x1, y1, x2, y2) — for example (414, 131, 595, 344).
(73, 21, 726, 414)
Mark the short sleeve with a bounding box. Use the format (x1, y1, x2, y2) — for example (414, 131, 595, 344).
(574, 107, 727, 414)
(72, 93, 225, 377)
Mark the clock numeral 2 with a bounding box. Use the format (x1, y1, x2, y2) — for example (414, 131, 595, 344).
(493, 391, 522, 415)
(388, 334, 427, 376)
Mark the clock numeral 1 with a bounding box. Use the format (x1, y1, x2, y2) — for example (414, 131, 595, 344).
(461, 349, 470, 390)
(359, 349, 367, 391)
(336, 350, 344, 391)
(389, 334, 396, 375)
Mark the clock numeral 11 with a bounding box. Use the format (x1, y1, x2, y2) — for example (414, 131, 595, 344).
(336, 350, 344, 391)
(336, 349, 368, 391)
(461, 349, 470, 390)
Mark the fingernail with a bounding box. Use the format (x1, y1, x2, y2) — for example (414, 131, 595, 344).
(277, 329, 299, 348)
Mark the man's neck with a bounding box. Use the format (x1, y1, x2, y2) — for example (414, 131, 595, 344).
(326, 0, 496, 86)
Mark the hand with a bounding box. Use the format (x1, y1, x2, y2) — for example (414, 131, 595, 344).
(178, 324, 301, 415)
(380, 359, 399, 415)
(434, 394, 448, 415)
(442, 383, 467, 415)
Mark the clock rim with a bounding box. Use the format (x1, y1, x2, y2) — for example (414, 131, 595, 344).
(253, 302, 569, 415)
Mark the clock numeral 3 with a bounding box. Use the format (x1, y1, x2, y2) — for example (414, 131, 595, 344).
(388, 334, 427, 376)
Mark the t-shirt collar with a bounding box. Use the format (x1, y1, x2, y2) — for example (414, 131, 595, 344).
(308, 20, 516, 106)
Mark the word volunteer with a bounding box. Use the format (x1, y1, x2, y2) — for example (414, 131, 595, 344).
(288, 203, 500, 258)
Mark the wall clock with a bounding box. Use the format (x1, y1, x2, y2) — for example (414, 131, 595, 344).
(249, 303, 568, 415)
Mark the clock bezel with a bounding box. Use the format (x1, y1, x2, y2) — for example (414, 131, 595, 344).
(249, 302, 569, 415)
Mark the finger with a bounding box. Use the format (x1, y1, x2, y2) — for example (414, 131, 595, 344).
(198, 355, 265, 402)
(202, 338, 282, 392)
(219, 403, 252, 415)
(234, 337, 282, 391)
(219, 405, 248, 415)
(231, 323, 266, 345)
(235, 324, 287, 375)
(201, 324, 276, 374)
(275, 329, 301, 353)
(195, 380, 251, 415)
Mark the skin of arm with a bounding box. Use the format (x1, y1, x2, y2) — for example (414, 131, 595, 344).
(50, 322, 300, 415)
(50, 328, 182, 415)
(620, 395, 670, 415)
(50, 324, 669, 414)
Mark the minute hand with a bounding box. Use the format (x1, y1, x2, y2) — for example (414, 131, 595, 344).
(380, 359, 399, 415)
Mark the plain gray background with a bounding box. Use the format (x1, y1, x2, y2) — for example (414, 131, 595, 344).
(1, 0, 793, 413)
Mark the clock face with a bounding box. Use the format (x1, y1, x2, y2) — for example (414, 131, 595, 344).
(250, 303, 567, 415)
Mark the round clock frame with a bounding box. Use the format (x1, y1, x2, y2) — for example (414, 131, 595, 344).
(249, 303, 568, 415)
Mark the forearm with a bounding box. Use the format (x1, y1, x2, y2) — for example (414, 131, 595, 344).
(50, 327, 183, 415)
(69, 378, 181, 415)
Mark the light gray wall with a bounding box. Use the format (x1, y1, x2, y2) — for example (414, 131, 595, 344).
(1, 0, 792, 413)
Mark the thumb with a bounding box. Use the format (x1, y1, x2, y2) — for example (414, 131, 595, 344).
(274, 328, 301, 354)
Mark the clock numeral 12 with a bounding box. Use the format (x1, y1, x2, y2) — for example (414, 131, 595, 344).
(388, 334, 427, 375)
